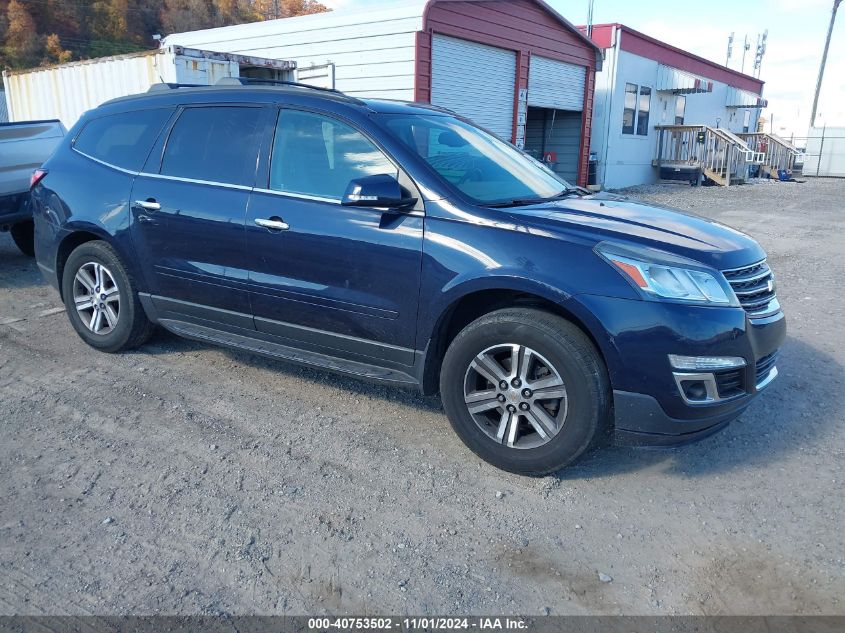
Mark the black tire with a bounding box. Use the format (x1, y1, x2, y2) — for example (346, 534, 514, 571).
(61, 240, 155, 353)
(440, 308, 610, 476)
(10, 220, 35, 257)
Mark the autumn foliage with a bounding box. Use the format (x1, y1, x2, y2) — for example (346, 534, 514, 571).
(0, 0, 329, 70)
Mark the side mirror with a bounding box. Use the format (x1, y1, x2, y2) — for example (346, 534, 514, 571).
(341, 174, 417, 210)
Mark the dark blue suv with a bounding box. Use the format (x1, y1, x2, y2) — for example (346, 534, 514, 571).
(32, 82, 785, 474)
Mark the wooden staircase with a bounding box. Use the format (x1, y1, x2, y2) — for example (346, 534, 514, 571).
(737, 133, 802, 178)
(654, 125, 763, 186)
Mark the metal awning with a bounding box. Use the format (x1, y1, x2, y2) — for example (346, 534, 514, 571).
(656, 64, 713, 94)
(726, 86, 767, 108)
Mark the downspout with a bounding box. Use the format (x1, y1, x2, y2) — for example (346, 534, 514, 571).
(601, 25, 620, 188)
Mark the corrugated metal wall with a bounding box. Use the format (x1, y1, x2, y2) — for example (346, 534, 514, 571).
(431, 34, 516, 140)
(2, 49, 265, 128)
(164, 2, 424, 100)
(0, 91, 8, 122)
(528, 56, 585, 111)
(3, 52, 163, 127)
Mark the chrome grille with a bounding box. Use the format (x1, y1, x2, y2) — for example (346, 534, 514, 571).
(755, 351, 779, 384)
(723, 259, 779, 317)
(714, 368, 744, 399)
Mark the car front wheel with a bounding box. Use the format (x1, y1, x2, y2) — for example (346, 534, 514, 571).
(440, 308, 610, 475)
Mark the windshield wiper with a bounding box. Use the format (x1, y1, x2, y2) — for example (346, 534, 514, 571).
(487, 188, 586, 208)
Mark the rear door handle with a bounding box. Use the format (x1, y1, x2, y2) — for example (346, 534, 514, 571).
(255, 217, 290, 231)
(134, 199, 161, 211)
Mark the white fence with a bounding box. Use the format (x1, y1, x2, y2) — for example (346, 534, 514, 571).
(801, 127, 845, 178)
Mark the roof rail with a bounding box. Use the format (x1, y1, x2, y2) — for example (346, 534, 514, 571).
(147, 83, 206, 92)
(215, 76, 347, 96)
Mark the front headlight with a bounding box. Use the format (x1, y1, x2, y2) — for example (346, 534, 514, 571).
(596, 246, 735, 305)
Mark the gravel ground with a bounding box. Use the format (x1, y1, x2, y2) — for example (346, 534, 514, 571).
(0, 177, 843, 616)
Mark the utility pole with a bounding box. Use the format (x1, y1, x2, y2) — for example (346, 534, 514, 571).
(586, 0, 595, 39)
(741, 35, 750, 74)
(726, 32, 734, 66)
(810, 0, 842, 128)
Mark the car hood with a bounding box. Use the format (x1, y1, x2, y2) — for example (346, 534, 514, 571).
(506, 192, 765, 271)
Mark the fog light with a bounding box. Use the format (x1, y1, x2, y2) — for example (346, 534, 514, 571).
(681, 380, 709, 401)
(673, 371, 719, 404)
(668, 355, 746, 371)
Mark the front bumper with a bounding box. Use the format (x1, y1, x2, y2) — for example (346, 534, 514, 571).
(570, 294, 786, 445)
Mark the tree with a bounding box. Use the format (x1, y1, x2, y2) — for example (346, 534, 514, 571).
(44, 33, 72, 64)
(161, 0, 215, 34)
(4, 0, 42, 68)
(0, 0, 330, 69)
(254, 0, 328, 20)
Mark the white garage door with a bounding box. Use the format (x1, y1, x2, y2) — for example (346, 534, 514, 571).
(431, 34, 516, 140)
(528, 56, 585, 111)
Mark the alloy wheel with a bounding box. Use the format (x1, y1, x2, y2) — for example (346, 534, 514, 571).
(463, 344, 568, 449)
(72, 262, 120, 335)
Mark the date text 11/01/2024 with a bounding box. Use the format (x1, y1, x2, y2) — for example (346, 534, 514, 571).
(308, 617, 529, 630)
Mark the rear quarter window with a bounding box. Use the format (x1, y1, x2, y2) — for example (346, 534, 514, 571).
(74, 108, 172, 171)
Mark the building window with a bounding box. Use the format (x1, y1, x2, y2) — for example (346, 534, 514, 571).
(622, 83, 652, 136)
(622, 83, 637, 134)
(675, 96, 686, 125)
(743, 109, 751, 133)
(637, 87, 651, 135)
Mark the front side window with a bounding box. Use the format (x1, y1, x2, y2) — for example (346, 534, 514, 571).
(161, 106, 262, 186)
(269, 110, 397, 200)
(675, 95, 686, 125)
(74, 108, 171, 171)
(379, 113, 570, 205)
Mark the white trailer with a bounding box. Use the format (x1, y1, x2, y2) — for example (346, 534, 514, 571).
(2, 45, 296, 129)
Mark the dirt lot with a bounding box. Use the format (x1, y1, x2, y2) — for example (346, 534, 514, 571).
(0, 177, 843, 616)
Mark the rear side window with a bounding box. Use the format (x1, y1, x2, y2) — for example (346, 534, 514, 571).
(161, 106, 263, 187)
(74, 109, 171, 171)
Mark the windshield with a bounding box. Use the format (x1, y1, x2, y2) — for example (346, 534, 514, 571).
(377, 113, 572, 205)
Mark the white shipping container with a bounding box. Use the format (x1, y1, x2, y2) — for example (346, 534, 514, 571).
(2, 45, 296, 129)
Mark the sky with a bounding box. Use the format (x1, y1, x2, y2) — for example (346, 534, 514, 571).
(320, 0, 845, 140)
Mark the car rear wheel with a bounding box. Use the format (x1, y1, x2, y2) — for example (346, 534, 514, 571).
(61, 240, 154, 352)
(440, 308, 610, 475)
(10, 220, 35, 257)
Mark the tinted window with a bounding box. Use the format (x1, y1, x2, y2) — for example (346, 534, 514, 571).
(636, 86, 651, 136)
(161, 107, 262, 186)
(74, 109, 171, 171)
(381, 114, 569, 204)
(622, 83, 637, 134)
(269, 110, 397, 199)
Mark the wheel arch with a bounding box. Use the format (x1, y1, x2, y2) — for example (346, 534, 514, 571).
(55, 225, 140, 301)
(419, 281, 615, 396)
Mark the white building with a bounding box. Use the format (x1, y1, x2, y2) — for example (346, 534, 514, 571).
(163, 0, 603, 185)
(585, 24, 768, 189)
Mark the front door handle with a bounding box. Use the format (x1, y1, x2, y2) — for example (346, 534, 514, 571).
(255, 217, 290, 231)
(134, 199, 161, 211)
